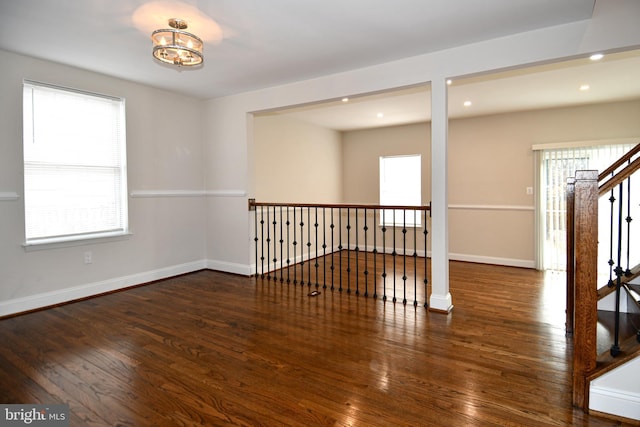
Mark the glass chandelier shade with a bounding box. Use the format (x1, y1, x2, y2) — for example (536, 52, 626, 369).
(152, 18, 203, 67)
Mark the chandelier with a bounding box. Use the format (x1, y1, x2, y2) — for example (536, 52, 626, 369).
(151, 18, 203, 67)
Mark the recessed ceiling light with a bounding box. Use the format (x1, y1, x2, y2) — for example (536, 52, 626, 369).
(579, 84, 590, 91)
(446, 79, 452, 85)
(342, 97, 349, 103)
(463, 101, 472, 107)
(377, 112, 384, 118)
(589, 53, 604, 61)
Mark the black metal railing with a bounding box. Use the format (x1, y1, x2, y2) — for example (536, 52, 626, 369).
(249, 200, 431, 307)
(598, 145, 640, 355)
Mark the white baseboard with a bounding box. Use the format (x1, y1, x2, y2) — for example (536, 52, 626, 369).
(346, 247, 534, 269)
(590, 385, 640, 421)
(206, 259, 252, 276)
(0, 260, 206, 317)
(0, 252, 534, 317)
(449, 253, 535, 269)
(429, 292, 454, 313)
(250, 247, 534, 274)
(344, 247, 533, 269)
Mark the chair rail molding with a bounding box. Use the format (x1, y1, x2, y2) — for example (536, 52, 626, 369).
(0, 192, 19, 201)
(130, 189, 247, 198)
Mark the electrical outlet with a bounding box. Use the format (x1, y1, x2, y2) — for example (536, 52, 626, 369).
(84, 251, 93, 264)
(526, 187, 533, 195)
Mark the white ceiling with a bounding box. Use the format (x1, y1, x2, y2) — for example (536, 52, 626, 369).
(3, 0, 637, 131)
(0, 0, 595, 100)
(273, 49, 640, 130)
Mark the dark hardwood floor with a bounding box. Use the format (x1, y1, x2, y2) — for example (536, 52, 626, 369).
(0, 259, 636, 426)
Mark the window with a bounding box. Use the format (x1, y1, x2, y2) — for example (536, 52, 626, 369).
(379, 154, 421, 226)
(23, 80, 128, 245)
(538, 143, 635, 270)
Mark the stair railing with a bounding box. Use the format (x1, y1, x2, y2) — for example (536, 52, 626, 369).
(567, 142, 640, 409)
(599, 152, 640, 356)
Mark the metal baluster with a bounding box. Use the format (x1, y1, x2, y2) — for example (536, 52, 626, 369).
(331, 207, 335, 290)
(293, 207, 297, 284)
(413, 209, 418, 307)
(308, 207, 313, 288)
(355, 208, 359, 295)
(286, 207, 291, 283)
(373, 209, 378, 299)
(253, 203, 258, 277)
(393, 209, 397, 303)
(300, 207, 305, 286)
(382, 209, 387, 301)
(364, 208, 369, 297)
(625, 175, 633, 276)
(266, 206, 271, 279)
(424, 209, 429, 309)
(402, 209, 407, 305)
(272, 206, 277, 280)
(279, 206, 284, 282)
(347, 208, 351, 293)
(260, 206, 265, 278)
(322, 207, 327, 289)
(607, 188, 616, 287)
(611, 183, 624, 357)
(339, 207, 343, 292)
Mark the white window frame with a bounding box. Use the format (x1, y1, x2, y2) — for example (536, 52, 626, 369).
(379, 154, 422, 227)
(22, 80, 129, 247)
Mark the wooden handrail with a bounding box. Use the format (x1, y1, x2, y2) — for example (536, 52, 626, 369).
(598, 156, 640, 196)
(598, 142, 640, 181)
(249, 199, 431, 212)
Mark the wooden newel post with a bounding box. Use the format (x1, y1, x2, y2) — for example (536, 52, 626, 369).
(566, 177, 576, 336)
(572, 170, 599, 410)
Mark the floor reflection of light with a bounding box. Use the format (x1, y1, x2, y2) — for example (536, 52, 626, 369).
(462, 374, 479, 419)
(537, 270, 575, 359)
(539, 270, 567, 325)
(370, 358, 390, 392)
(338, 399, 359, 427)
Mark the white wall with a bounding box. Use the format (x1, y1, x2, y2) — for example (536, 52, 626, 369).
(342, 123, 432, 204)
(202, 1, 640, 278)
(254, 114, 342, 203)
(339, 101, 640, 268)
(590, 357, 640, 420)
(448, 100, 640, 267)
(0, 50, 207, 316)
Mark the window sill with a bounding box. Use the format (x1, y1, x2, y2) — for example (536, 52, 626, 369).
(23, 231, 133, 252)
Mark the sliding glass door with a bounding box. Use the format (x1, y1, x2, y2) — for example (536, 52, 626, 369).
(538, 143, 635, 271)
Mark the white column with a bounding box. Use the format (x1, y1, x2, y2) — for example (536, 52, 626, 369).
(429, 77, 453, 313)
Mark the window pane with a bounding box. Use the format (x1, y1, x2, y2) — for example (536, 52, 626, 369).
(23, 81, 127, 243)
(379, 154, 421, 226)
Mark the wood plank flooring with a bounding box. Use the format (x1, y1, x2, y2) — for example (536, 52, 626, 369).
(0, 260, 636, 426)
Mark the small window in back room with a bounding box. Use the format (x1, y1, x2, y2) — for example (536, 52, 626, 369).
(379, 154, 421, 226)
(22, 80, 128, 245)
